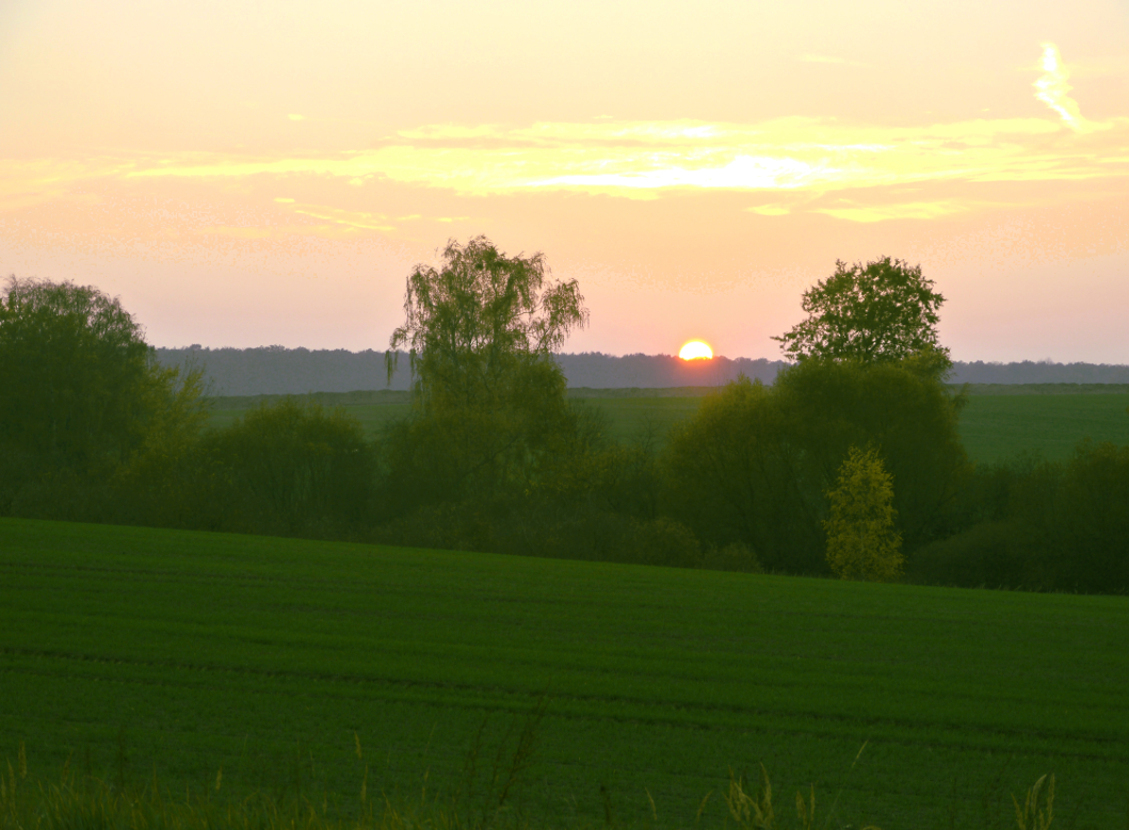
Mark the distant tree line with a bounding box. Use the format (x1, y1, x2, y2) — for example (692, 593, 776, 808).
(153, 346, 789, 396)
(3, 249, 1127, 595)
(153, 348, 1129, 398)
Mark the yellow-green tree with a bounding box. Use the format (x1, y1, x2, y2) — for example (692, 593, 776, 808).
(824, 445, 904, 581)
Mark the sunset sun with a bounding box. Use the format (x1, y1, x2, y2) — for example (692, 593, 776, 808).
(679, 340, 714, 360)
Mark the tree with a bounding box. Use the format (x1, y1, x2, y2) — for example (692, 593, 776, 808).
(386, 236, 588, 411)
(662, 375, 823, 574)
(0, 277, 204, 471)
(773, 357, 969, 550)
(662, 359, 969, 576)
(824, 445, 904, 581)
(774, 257, 950, 373)
(382, 237, 588, 504)
(0, 276, 208, 518)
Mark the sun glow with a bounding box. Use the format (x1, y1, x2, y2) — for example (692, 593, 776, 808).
(679, 340, 714, 360)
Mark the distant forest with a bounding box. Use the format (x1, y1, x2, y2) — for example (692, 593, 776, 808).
(155, 346, 1129, 397)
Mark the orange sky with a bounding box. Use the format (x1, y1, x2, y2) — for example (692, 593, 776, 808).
(2, 0, 1128, 362)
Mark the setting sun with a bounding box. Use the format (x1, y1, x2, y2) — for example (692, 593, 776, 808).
(679, 340, 714, 360)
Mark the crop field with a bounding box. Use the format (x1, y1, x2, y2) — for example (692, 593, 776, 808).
(2, 518, 1127, 828)
(207, 386, 1129, 464)
(954, 391, 1129, 463)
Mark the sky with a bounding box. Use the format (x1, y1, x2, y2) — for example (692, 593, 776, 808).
(2, 0, 1128, 362)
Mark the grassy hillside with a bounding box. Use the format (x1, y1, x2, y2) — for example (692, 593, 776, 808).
(207, 387, 1129, 463)
(2, 518, 1126, 828)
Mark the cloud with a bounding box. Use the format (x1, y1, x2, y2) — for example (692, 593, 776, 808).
(5, 46, 1127, 236)
(1033, 43, 1091, 132)
(527, 154, 840, 192)
(289, 204, 394, 232)
(17, 113, 1124, 209)
(267, 200, 467, 234)
(746, 204, 791, 216)
(113, 102, 1127, 206)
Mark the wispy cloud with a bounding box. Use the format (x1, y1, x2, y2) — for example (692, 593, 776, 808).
(2, 48, 1125, 231)
(816, 200, 968, 223)
(113, 112, 1124, 199)
(1033, 43, 1092, 132)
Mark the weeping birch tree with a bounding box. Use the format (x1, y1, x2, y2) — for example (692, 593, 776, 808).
(384, 236, 589, 502)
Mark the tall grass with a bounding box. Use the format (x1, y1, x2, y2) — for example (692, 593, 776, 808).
(2, 739, 1058, 830)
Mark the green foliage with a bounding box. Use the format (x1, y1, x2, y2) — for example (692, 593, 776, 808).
(910, 442, 1129, 594)
(662, 375, 822, 573)
(774, 257, 950, 373)
(386, 235, 587, 411)
(664, 362, 969, 574)
(1007, 441, 1129, 594)
(379, 358, 580, 509)
(1050, 441, 1129, 592)
(0, 277, 151, 470)
(383, 237, 589, 509)
(204, 399, 376, 534)
(905, 521, 1027, 589)
(823, 446, 904, 582)
(773, 358, 970, 550)
(108, 363, 213, 527)
(0, 277, 208, 517)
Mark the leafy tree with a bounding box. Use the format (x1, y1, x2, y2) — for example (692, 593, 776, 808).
(774, 257, 950, 373)
(0, 277, 149, 468)
(386, 235, 587, 412)
(823, 445, 904, 581)
(663, 360, 968, 575)
(773, 358, 969, 550)
(108, 362, 212, 526)
(382, 237, 588, 503)
(0, 277, 205, 478)
(662, 375, 823, 573)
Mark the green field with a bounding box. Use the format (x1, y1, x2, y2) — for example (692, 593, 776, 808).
(207, 386, 1129, 464)
(2, 518, 1127, 828)
(955, 391, 1129, 463)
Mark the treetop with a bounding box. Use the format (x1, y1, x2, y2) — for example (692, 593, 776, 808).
(774, 256, 950, 372)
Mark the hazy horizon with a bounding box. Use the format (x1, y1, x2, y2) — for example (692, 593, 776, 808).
(156, 343, 1129, 367)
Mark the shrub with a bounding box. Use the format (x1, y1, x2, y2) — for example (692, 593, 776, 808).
(1048, 441, 1129, 593)
(204, 399, 376, 535)
(906, 521, 1028, 589)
